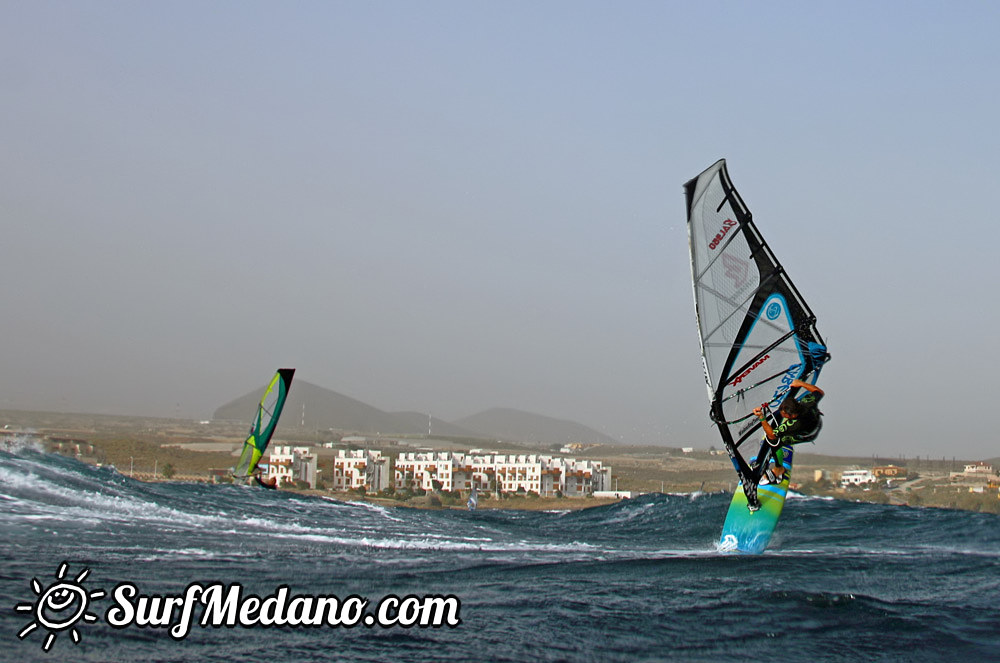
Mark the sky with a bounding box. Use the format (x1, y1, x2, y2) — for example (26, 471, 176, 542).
(2, 1, 998, 459)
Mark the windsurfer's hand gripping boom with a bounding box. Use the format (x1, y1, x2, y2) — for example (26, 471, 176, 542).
(754, 379, 825, 443)
(753, 405, 777, 442)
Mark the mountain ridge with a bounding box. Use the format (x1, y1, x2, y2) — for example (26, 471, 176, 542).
(213, 381, 614, 446)
(454, 407, 616, 446)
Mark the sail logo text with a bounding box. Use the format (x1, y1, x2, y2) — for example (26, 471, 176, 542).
(709, 219, 738, 250)
(730, 355, 769, 387)
(770, 363, 801, 404)
(721, 253, 749, 288)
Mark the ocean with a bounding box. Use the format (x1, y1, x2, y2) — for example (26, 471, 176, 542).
(2, 446, 998, 662)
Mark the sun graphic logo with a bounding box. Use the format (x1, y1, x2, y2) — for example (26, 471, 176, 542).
(15, 562, 105, 652)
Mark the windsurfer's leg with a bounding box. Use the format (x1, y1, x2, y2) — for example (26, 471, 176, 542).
(745, 482, 761, 511)
(771, 446, 788, 480)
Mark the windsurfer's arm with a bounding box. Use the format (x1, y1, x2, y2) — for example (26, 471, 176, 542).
(753, 406, 777, 440)
(790, 379, 824, 397)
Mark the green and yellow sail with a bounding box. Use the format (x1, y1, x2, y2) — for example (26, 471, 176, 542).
(232, 368, 295, 480)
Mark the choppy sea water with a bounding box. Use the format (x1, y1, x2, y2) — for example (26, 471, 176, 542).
(2, 447, 998, 662)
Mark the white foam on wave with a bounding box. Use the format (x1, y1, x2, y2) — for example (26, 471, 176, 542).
(716, 534, 739, 553)
(5, 481, 599, 558)
(129, 547, 260, 562)
(319, 496, 403, 523)
(3, 456, 689, 561)
(1, 463, 194, 521)
(2, 452, 104, 483)
(646, 546, 734, 558)
(0, 463, 352, 538)
(0, 434, 46, 455)
(786, 491, 835, 501)
(252, 531, 607, 555)
(3, 460, 531, 552)
(599, 501, 656, 525)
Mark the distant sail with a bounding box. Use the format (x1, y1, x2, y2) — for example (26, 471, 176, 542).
(685, 160, 829, 509)
(232, 369, 295, 481)
(467, 484, 478, 511)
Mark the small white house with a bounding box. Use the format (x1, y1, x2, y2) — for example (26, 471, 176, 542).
(840, 469, 877, 487)
(593, 490, 638, 499)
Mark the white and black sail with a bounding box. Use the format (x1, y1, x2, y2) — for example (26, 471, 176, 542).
(685, 159, 829, 507)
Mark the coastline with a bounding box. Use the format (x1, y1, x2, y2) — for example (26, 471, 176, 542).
(322, 493, 623, 511)
(95, 471, 1000, 515)
(2, 408, 998, 515)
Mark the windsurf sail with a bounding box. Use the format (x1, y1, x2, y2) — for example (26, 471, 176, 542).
(467, 484, 478, 511)
(685, 160, 829, 509)
(232, 369, 295, 481)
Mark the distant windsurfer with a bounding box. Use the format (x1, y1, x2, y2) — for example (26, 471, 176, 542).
(753, 379, 825, 483)
(254, 473, 278, 489)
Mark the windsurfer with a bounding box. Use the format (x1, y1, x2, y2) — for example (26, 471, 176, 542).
(255, 473, 278, 489)
(753, 379, 825, 482)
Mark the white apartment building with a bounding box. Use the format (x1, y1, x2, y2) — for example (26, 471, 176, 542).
(559, 457, 611, 497)
(266, 445, 318, 489)
(394, 452, 457, 492)
(331, 449, 390, 493)
(393, 451, 611, 497)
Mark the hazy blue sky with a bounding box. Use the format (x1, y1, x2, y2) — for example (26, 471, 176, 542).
(2, 1, 998, 459)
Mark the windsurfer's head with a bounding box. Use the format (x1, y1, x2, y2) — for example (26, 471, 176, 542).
(779, 395, 802, 419)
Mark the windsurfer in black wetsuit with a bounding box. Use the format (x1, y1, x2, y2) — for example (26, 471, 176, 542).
(255, 472, 278, 489)
(753, 379, 825, 483)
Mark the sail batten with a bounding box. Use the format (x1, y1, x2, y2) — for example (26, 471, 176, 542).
(685, 160, 829, 506)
